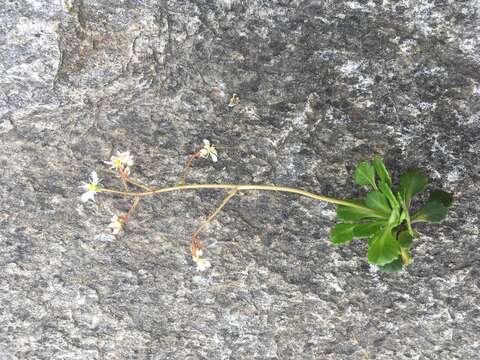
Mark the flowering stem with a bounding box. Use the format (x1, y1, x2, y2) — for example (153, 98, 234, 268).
(99, 184, 384, 217)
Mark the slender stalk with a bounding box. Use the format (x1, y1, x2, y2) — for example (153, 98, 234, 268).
(125, 197, 141, 221)
(100, 183, 385, 217)
(178, 153, 197, 185)
(398, 195, 414, 236)
(100, 168, 152, 191)
(123, 177, 152, 191)
(192, 188, 238, 241)
(120, 174, 129, 192)
(400, 248, 412, 266)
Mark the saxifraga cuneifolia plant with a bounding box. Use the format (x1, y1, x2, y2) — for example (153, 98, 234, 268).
(80, 140, 453, 273)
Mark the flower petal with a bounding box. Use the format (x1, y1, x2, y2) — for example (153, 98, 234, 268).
(81, 191, 95, 203)
(199, 148, 208, 158)
(91, 171, 99, 184)
(80, 182, 89, 190)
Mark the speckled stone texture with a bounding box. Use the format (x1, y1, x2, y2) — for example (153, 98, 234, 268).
(1, 0, 479, 359)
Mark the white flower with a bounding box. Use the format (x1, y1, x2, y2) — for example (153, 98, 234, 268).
(108, 215, 124, 235)
(80, 171, 101, 202)
(105, 151, 134, 173)
(195, 258, 212, 271)
(199, 139, 218, 162)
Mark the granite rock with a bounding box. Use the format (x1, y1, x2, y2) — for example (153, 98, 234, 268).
(1, 0, 479, 359)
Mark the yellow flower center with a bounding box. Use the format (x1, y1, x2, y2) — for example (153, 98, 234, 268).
(114, 158, 123, 169)
(87, 183, 98, 192)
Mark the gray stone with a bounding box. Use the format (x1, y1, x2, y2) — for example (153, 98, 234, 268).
(1, 0, 479, 359)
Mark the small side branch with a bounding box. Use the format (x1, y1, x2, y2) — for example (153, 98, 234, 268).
(128, 196, 141, 218)
(178, 152, 200, 185)
(101, 168, 153, 191)
(123, 196, 141, 223)
(191, 188, 238, 254)
(120, 171, 129, 192)
(125, 177, 154, 191)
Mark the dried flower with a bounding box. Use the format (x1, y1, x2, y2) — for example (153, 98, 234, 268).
(228, 93, 239, 107)
(199, 139, 218, 162)
(108, 215, 124, 235)
(195, 258, 212, 271)
(191, 242, 212, 271)
(80, 171, 101, 202)
(105, 151, 134, 174)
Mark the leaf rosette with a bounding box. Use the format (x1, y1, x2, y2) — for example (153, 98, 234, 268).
(330, 156, 453, 272)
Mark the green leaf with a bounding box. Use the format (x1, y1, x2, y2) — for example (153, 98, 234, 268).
(397, 231, 413, 249)
(411, 189, 453, 223)
(365, 191, 391, 215)
(412, 201, 448, 223)
(399, 169, 428, 207)
(379, 181, 399, 209)
(355, 161, 377, 190)
(377, 256, 403, 272)
(336, 204, 382, 222)
(353, 221, 385, 238)
(428, 189, 453, 208)
(372, 156, 392, 187)
(387, 207, 401, 227)
(367, 227, 401, 266)
(330, 223, 356, 245)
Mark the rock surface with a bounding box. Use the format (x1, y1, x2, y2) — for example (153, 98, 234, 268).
(1, 0, 479, 359)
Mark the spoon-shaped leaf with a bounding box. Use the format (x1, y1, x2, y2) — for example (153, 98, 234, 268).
(412, 189, 453, 223)
(399, 169, 428, 207)
(353, 221, 385, 238)
(330, 223, 356, 245)
(365, 191, 391, 215)
(355, 161, 377, 190)
(367, 227, 401, 266)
